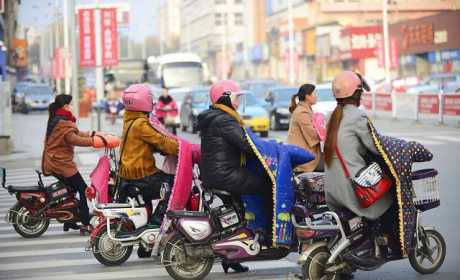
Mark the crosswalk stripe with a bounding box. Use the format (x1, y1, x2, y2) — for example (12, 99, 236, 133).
(399, 137, 444, 146)
(0, 222, 64, 231)
(0, 237, 85, 248)
(0, 230, 81, 239)
(428, 135, 460, 143)
(0, 247, 85, 258)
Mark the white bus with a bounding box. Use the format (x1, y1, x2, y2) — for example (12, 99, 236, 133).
(146, 53, 209, 89)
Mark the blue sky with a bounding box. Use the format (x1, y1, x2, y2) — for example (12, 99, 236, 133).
(18, 0, 161, 42)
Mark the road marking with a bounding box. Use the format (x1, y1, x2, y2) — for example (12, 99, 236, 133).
(0, 247, 86, 258)
(0, 236, 86, 248)
(0, 230, 80, 239)
(399, 137, 444, 146)
(428, 136, 460, 143)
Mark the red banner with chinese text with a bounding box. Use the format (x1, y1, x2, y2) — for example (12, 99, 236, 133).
(78, 9, 96, 67)
(101, 8, 118, 66)
(444, 95, 460, 116)
(418, 94, 439, 114)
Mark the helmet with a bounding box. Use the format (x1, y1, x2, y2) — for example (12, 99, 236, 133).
(332, 71, 365, 99)
(210, 80, 242, 105)
(122, 84, 153, 112)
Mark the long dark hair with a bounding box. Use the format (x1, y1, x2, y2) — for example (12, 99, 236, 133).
(48, 94, 72, 121)
(289, 84, 315, 113)
(323, 90, 363, 167)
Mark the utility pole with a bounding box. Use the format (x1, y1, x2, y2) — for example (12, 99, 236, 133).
(69, 0, 79, 116)
(221, 12, 228, 80)
(63, 0, 70, 95)
(243, 0, 251, 79)
(94, 0, 104, 102)
(287, 0, 295, 85)
(382, 0, 391, 83)
(54, 0, 61, 94)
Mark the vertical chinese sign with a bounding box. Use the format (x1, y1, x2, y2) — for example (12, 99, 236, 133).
(78, 9, 95, 67)
(101, 8, 118, 66)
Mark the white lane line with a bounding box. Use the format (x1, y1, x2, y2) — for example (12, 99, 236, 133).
(399, 137, 444, 146)
(0, 223, 64, 232)
(0, 247, 85, 258)
(0, 236, 86, 248)
(0, 230, 80, 239)
(5, 267, 168, 280)
(428, 135, 460, 143)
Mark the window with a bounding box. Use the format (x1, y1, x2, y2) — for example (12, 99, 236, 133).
(215, 13, 228, 26)
(234, 12, 243, 26)
(235, 0, 243, 3)
(215, 0, 226, 4)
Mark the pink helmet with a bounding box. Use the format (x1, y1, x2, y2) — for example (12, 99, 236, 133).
(210, 80, 242, 105)
(332, 71, 362, 99)
(122, 84, 153, 112)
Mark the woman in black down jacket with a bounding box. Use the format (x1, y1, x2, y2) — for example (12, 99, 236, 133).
(197, 80, 271, 273)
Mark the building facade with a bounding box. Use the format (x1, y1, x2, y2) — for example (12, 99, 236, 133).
(180, 0, 246, 79)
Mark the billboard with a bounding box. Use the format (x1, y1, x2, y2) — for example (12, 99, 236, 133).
(11, 38, 28, 68)
(101, 8, 118, 66)
(78, 9, 96, 67)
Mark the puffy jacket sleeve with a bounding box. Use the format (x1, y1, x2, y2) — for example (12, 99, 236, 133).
(139, 121, 179, 156)
(219, 117, 253, 155)
(355, 115, 379, 155)
(64, 130, 94, 147)
(296, 110, 320, 147)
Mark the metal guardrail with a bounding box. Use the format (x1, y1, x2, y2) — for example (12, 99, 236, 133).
(365, 91, 460, 125)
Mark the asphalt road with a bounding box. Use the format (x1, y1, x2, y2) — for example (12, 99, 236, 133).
(0, 113, 459, 280)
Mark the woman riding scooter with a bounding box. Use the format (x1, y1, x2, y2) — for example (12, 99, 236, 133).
(42, 94, 111, 235)
(197, 80, 272, 273)
(118, 84, 179, 256)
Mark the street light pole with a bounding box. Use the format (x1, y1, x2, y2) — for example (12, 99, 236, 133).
(382, 0, 391, 83)
(287, 0, 295, 85)
(95, 0, 104, 102)
(68, 0, 79, 116)
(54, 0, 61, 94)
(63, 0, 70, 95)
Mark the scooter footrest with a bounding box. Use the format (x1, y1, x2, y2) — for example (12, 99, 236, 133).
(115, 224, 159, 238)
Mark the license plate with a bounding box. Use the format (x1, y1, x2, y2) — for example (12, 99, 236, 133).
(279, 119, 289, 124)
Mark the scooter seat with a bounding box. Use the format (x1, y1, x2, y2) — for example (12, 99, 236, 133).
(167, 210, 208, 218)
(96, 203, 133, 209)
(7, 185, 42, 193)
(210, 189, 232, 196)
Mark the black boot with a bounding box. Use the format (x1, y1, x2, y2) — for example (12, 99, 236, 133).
(221, 260, 249, 274)
(63, 221, 80, 232)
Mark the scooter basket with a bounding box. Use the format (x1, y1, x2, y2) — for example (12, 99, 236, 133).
(411, 169, 440, 211)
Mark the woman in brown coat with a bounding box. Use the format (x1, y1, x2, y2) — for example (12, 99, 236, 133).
(287, 84, 322, 172)
(42, 94, 96, 234)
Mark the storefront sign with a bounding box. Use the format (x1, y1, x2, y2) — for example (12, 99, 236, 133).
(377, 37, 398, 69)
(401, 23, 434, 50)
(419, 94, 439, 114)
(11, 38, 28, 68)
(101, 8, 118, 66)
(444, 95, 460, 116)
(78, 9, 96, 67)
(428, 49, 460, 63)
(340, 26, 382, 60)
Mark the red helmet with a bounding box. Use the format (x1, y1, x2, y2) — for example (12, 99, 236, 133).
(210, 80, 242, 108)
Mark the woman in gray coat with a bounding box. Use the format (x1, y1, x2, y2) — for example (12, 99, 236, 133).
(324, 71, 393, 220)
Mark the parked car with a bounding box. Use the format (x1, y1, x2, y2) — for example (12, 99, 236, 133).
(312, 83, 337, 117)
(407, 73, 460, 94)
(237, 90, 270, 137)
(374, 76, 421, 93)
(240, 80, 280, 99)
(179, 86, 210, 133)
(22, 84, 55, 112)
(265, 86, 296, 130)
(12, 82, 32, 113)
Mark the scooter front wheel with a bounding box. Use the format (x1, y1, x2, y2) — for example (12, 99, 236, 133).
(12, 203, 49, 238)
(93, 224, 133, 266)
(163, 233, 213, 280)
(409, 228, 446, 274)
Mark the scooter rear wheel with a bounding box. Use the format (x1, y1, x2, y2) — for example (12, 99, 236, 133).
(302, 246, 340, 280)
(163, 233, 213, 280)
(93, 224, 133, 266)
(409, 229, 446, 274)
(12, 203, 49, 238)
